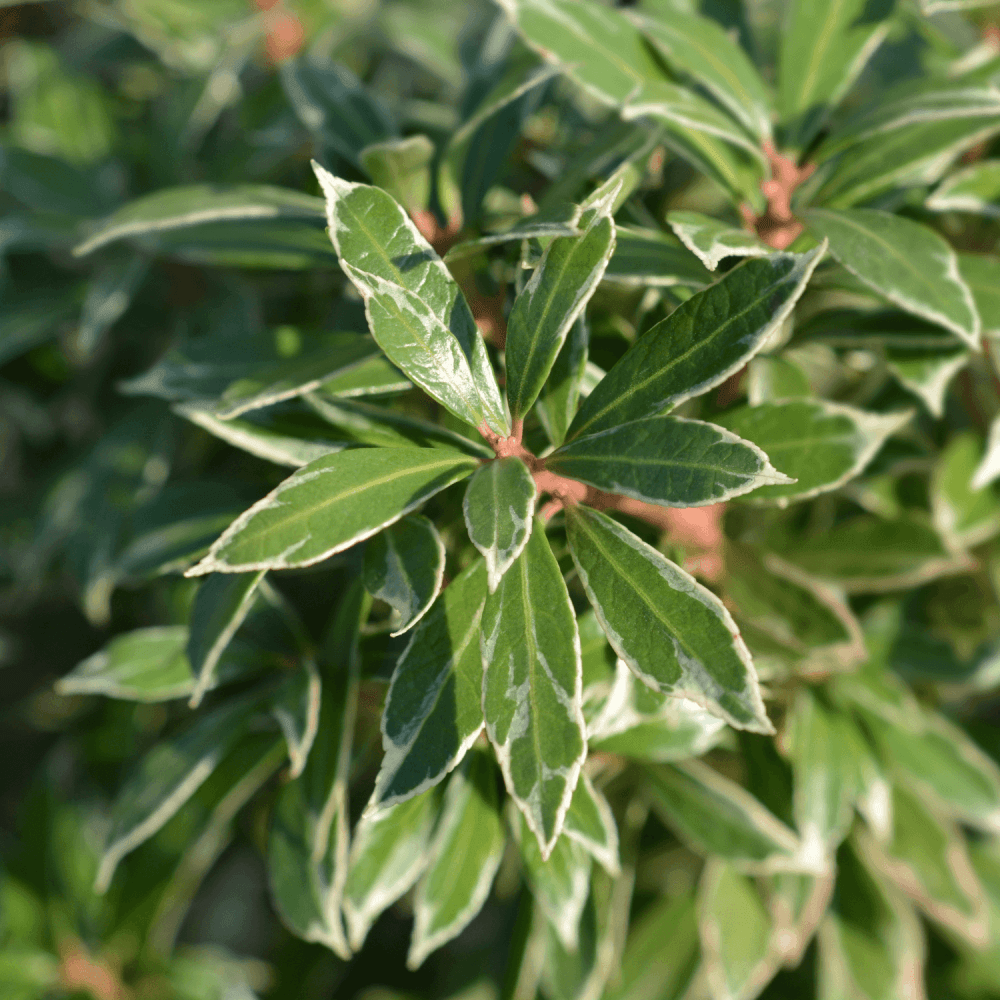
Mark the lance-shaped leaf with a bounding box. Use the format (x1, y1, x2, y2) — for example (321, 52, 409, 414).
(271, 660, 321, 780)
(363, 515, 445, 635)
(268, 583, 368, 959)
(927, 159, 1000, 218)
(804, 209, 980, 348)
(505, 191, 617, 421)
(175, 403, 349, 469)
(788, 690, 858, 867)
(463, 458, 537, 593)
(932, 431, 1000, 550)
(565, 505, 771, 733)
(360, 135, 434, 217)
(777, 0, 892, 150)
(95, 694, 261, 892)
(482, 523, 586, 856)
(318, 354, 410, 399)
(818, 842, 926, 1000)
(535, 317, 589, 448)
(512, 807, 592, 952)
(407, 749, 505, 970)
(667, 211, 770, 272)
(313, 165, 508, 435)
(562, 772, 620, 876)
(73, 184, 326, 257)
(187, 448, 478, 576)
(342, 787, 441, 952)
(371, 560, 488, 809)
(700, 860, 781, 1000)
(566, 247, 825, 442)
(186, 571, 265, 707)
(589, 660, 727, 762)
(715, 400, 910, 506)
(885, 345, 968, 419)
(766, 873, 835, 969)
(603, 226, 712, 289)
(55, 626, 255, 703)
(635, 9, 771, 139)
(972, 415, 1000, 491)
(548, 415, 793, 508)
(857, 785, 989, 946)
(958, 252, 1000, 337)
(645, 760, 806, 875)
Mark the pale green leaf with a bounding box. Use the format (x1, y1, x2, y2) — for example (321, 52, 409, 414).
(565, 505, 771, 733)
(602, 226, 713, 289)
(667, 211, 770, 272)
(645, 760, 807, 875)
(187, 448, 478, 576)
(313, 166, 508, 435)
(958, 253, 1000, 337)
(927, 159, 1000, 217)
(972, 415, 1000, 490)
(715, 400, 910, 505)
(73, 184, 325, 257)
(805, 209, 980, 348)
(371, 560, 488, 808)
(186, 571, 265, 708)
(766, 873, 835, 968)
(482, 523, 586, 856)
(563, 772, 620, 876)
(318, 354, 411, 399)
(566, 247, 825, 441)
(407, 749, 505, 970)
(699, 860, 781, 1000)
(548, 414, 793, 508)
(884, 346, 968, 418)
(343, 787, 441, 952)
(463, 458, 537, 593)
(505, 190, 617, 421)
(932, 431, 1000, 549)
(746, 356, 812, 405)
(363, 515, 445, 635)
(360, 135, 434, 217)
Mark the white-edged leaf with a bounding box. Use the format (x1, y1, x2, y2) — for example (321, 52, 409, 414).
(804, 209, 980, 348)
(667, 211, 770, 271)
(407, 749, 505, 969)
(482, 522, 586, 856)
(932, 431, 1000, 550)
(563, 772, 620, 876)
(566, 505, 771, 734)
(186, 448, 478, 576)
(885, 346, 968, 418)
(363, 515, 445, 635)
(463, 457, 537, 593)
(602, 225, 713, 289)
(972, 415, 1000, 490)
(271, 659, 322, 780)
(927, 159, 1000, 218)
(958, 252, 1000, 337)
(370, 560, 488, 809)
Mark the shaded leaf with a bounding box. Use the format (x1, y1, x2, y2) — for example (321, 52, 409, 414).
(927, 159, 1000, 218)
(932, 431, 1000, 549)
(360, 135, 434, 216)
(535, 317, 589, 449)
(563, 772, 620, 876)
(271, 659, 322, 780)
(602, 225, 713, 288)
(668, 211, 770, 271)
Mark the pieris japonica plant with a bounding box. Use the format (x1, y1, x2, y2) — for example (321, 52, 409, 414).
(8, 0, 1000, 997)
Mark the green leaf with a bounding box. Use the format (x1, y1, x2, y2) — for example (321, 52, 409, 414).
(884, 345, 968, 418)
(766, 873, 835, 968)
(313, 165, 508, 435)
(72, 184, 325, 257)
(360, 135, 434, 217)
(174, 403, 349, 469)
(636, 8, 772, 139)
(566, 247, 825, 442)
(562, 772, 620, 876)
(95, 694, 260, 892)
(699, 860, 781, 1000)
(667, 211, 770, 272)
(958, 253, 1000, 337)
(777, 0, 892, 150)
(371, 560, 488, 808)
(363, 515, 445, 636)
(857, 785, 989, 946)
(927, 159, 1000, 218)
(512, 807, 592, 951)
(505, 192, 617, 421)
(407, 749, 505, 970)
(186, 571, 265, 708)
(565, 505, 771, 733)
(187, 448, 478, 576)
(804, 209, 980, 348)
(603, 225, 713, 289)
(271, 660, 322, 780)
(267, 583, 368, 959)
(535, 317, 589, 449)
(972, 416, 1000, 491)
(463, 458, 537, 593)
(588, 661, 727, 762)
(548, 415, 793, 508)
(746, 355, 812, 404)
(318, 354, 411, 399)
(343, 787, 442, 952)
(932, 431, 1000, 549)
(75, 256, 148, 361)
(482, 522, 586, 855)
(715, 400, 910, 506)
(55, 626, 260, 703)
(645, 760, 805, 874)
